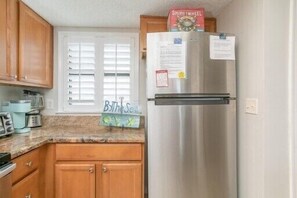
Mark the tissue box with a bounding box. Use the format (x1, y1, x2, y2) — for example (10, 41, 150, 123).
(167, 8, 205, 32)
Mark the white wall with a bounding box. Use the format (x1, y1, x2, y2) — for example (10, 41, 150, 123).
(217, 0, 292, 197)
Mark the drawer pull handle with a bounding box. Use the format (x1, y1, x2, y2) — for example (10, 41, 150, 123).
(26, 161, 32, 167)
(25, 194, 31, 198)
(89, 168, 94, 173)
(102, 167, 107, 173)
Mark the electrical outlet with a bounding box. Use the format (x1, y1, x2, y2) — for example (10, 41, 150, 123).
(245, 98, 258, 114)
(45, 99, 54, 110)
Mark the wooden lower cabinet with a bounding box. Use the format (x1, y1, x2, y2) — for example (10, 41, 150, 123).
(11, 145, 55, 198)
(12, 169, 39, 198)
(55, 163, 96, 198)
(55, 144, 144, 198)
(10, 144, 144, 198)
(55, 162, 142, 198)
(101, 163, 142, 198)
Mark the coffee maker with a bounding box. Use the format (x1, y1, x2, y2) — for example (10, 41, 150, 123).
(2, 100, 31, 133)
(23, 90, 44, 128)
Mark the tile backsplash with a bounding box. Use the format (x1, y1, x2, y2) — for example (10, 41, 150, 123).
(42, 115, 145, 129)
(0, 86, 23, 108)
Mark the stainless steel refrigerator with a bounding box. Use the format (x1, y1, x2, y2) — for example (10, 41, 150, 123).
(146, 32, 237, 198)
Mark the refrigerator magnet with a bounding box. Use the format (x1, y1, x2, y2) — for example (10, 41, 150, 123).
(178, 71, 186, 79)
(156, 70, 169, 87)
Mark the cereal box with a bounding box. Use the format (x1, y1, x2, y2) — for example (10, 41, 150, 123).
(167, 8, 205, 32)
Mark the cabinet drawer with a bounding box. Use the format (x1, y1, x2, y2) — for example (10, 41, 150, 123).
(12, 169, 39, 198)
(56, 144, 142, 161)
(12, 149, 39, 184)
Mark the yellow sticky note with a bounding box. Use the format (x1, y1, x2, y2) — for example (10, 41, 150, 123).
(178, 71, 186, 79)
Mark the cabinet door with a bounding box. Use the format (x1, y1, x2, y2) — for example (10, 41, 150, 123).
(19, 2, 53, 87)
(55, 163, 96, 198)
(101, 163, 142, 198)
(0, 0, 7, 79)
(140, 15, 217, 58)
(12, 169, 39, 198)
(140, 16, 167, 55)
(0, 0, 18, 81)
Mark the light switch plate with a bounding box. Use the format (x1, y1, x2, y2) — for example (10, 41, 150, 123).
(245, 98, 258, 114)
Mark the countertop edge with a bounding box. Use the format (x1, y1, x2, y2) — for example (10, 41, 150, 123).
(10, 138, 145, 159)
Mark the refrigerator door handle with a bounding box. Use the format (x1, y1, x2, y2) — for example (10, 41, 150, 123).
(155, 96, 230, 106)
(155, 93, 230, 99)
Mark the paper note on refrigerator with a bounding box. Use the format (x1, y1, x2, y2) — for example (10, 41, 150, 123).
(209, 35, 235, 60)
(158, 40, 186, 78)
(156, 70, 169, 87)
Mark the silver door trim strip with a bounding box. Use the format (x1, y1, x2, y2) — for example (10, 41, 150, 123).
(0, 163, 16, 178)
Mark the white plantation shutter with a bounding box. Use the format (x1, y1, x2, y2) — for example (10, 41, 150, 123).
(67, 42, 96, 105)
(63, 37, 100, 112)
(60, 33, 138, 113)
(103, 42, 132, 103)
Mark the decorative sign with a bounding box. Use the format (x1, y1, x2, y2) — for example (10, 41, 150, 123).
(100, 100, 141, 128)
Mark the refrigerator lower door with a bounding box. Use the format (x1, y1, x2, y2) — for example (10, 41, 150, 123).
(147, 100, 237, 198)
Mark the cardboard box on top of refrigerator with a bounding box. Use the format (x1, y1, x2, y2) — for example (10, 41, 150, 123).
(167, 8, 205, 32)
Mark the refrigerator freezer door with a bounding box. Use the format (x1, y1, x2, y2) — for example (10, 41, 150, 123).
(146, 32, 236, 98)
(147, 100, 237, 198)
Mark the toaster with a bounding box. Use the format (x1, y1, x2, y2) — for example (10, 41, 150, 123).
(0, 112, 14, 137)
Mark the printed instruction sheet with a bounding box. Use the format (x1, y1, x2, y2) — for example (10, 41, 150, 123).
(158, 40, 186, 79)
(209, 35, 235, 60)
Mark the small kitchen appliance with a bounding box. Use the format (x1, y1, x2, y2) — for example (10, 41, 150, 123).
(23, 90, 44, 128)
(2, 100, 31, 133)
(0, 112, 14, 137)
(26, 110, 42, 128)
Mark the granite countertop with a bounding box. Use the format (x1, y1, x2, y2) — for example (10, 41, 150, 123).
(0, 116, 145, 159)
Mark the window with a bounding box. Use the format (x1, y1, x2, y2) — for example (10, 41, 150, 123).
(103, 41, 132, 103)
(59, 32, 139, 113)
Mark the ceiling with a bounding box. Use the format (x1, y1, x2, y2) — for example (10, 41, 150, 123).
(22, 0, 232, 28)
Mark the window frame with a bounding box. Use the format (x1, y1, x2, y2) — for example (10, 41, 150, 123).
(57, 31, 139, 113)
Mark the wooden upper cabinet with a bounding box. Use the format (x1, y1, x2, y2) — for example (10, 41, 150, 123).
(101, 163, 142, 198)
(204, 17, 217, 33)
(0, 0, 18, 81)
(140, 16, 168, 57)
(19, 2, 53, 88)
(140, 15, 217, 58)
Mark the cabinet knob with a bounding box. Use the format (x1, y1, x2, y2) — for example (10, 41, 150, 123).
(102, 167, 107, 173)
(89, 168, 94, 173)
(25, 194, 31, 198)
(25, 161, 32, 167)
(22, 76, 28, 80)
(9, 75, 17, 79)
